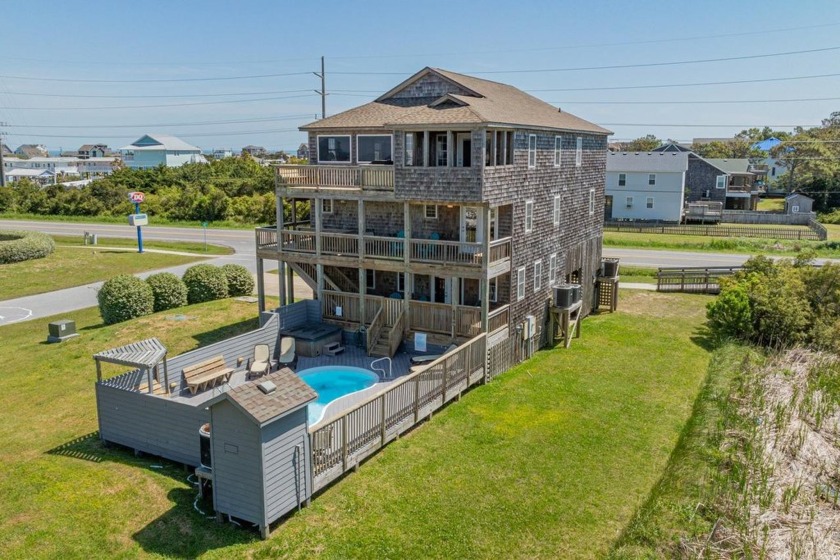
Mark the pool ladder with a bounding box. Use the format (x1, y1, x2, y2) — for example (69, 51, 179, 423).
(370, 357, 392, 379)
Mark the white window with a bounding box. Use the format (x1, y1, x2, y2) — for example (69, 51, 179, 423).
(553, 195, 561, 226)
(534, 260, 542, 291)
(366, 269, 376, 290)
(549, 254, 557, 284)
(792, 205, 800, 213)
(618, 173, 626, 186)
(321, 199, 333, 214)
(626, 196, 633, 208)
(715, 175, 727, 189)
(528, 134, 537, 168)
(356, 134, 393, 163)
(489, 277, 498, 303)
(554, 136, 562, 167)
(590, 189, 596, 215)
(646, 197, 654, 209)
(575, 137, 583, 167)
(648, 174, 656, 185)
(397, 272, 405, 292)
(317, 135, 351, 163)
(424, 204, 438, 219)
(525, 200, 534, 233)
(517, 266, 526, 301)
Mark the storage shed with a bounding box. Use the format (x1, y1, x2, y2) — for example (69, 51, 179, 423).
(207, 369, 317, 539)
(785, 192, 814, 215)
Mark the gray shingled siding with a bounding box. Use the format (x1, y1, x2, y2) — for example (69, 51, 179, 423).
(387, 73, 472, 100)
(686, 156, 726, 203)
(262, 407, 311, 523)
(211, 400, 265, 525)
(277, 300, 321, 330)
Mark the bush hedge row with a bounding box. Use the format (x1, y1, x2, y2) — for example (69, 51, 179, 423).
(97, 264, 254, 324)
(0, 230, 56, 264)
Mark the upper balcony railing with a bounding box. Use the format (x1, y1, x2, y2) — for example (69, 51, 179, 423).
(276, 164, 394, 191)
(726, 184, 756, 194)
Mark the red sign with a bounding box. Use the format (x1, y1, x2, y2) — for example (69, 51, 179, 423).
(128, 191, 145, 203)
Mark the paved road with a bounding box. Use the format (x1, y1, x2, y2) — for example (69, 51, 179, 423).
(602, 248, 750, 268)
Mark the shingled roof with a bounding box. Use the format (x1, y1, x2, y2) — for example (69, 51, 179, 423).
(302, 67, 610, 135)
(223, 369, 317, 426)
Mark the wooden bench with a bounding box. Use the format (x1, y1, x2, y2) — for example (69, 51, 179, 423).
(183, 355, 234, 395)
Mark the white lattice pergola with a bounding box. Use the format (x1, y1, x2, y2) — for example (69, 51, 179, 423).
(94, 338, 169, 394)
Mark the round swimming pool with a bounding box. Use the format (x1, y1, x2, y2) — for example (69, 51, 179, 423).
(297, 366, 379, 426)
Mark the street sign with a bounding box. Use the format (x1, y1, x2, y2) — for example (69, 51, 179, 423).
(128, 213, 149, 227)
(128, 191, 145, 203)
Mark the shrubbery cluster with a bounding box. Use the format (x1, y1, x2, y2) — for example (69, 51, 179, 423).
(0, 230, 55, 264)
(707, 253, 840, 349)
(97, 264, 254, 324)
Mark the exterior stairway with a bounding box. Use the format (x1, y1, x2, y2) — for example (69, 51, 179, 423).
(287, 262, 358, 293)
(369, 325, 395, 357)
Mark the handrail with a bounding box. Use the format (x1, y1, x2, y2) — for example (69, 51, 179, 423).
(366, 306, 384, 356)
(388, 310, 405, 356)
(370, 357, 392, 380)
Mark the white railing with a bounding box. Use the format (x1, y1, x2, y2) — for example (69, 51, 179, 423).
(277, 165, 394, 190)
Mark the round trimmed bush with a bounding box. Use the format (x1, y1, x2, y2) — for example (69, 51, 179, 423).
(183, 264, 229, 304)
(146, 272, 188, 312)
(0, 230, 55, 264)
(221, 264, 255, 297)
(98, 274, 154, 325)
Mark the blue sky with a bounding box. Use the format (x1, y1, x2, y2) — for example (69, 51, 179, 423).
(1, 0, 839, 152)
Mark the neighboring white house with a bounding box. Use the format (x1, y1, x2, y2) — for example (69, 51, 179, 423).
(2, 155, 117, 184)
(120, 134, 207, 169)
(606, 152, 689, 222)
(5, 168, 57, 186)
(212, 149, 234, 159)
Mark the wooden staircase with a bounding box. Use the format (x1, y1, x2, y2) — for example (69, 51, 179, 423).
(367, 307, 405, 358)
(369, 324, 395, 357)
(287, 262, 358, 293)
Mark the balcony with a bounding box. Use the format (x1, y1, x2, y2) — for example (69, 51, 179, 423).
(255, 227, 512, 271)
(276, 164, 394, 192)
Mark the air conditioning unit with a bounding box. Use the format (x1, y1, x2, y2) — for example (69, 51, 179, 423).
(553, 284, 581, 308)
(522, 315, 536, 340)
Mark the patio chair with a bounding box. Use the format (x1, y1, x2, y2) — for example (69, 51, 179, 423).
(278, 336, 296, 366)
(248, 344, 276, 380)
(410, 343, 458, 365)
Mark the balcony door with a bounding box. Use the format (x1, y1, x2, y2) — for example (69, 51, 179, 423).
(460, 206, 484, 245)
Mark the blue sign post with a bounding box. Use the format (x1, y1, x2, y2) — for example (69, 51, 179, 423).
(128, 192, 146, 253)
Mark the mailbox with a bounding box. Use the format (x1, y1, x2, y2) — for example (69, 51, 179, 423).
(128, 213, 149, 227)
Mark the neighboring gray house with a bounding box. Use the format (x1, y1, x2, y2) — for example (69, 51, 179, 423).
(243, 145, 267, 157)
(78, 143, 109, 159)
(685, 155, 759, 210)
(15, 144, 48, 158)
(605, 152, 688, 222)
(296, 142, 309, 160)
(1, 143, 11, 156)
(785, 192, 814, 215)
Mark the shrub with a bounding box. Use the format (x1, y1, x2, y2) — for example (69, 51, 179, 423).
(146, 272, 188, 312)
(221, 264, 254, 296)
(98, 274, 154, 325)
(182, 264, 228, 304)
(0, 230, 55, 264)
(706, 282, 754, 342)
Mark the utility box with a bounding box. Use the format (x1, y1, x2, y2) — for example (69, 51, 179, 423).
(48, 319, 79, 343)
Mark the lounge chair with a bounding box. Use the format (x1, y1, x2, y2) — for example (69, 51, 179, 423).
(410, 343, 458, 365)
(248, 344, 276, 379)
(278, 336, 296, 366)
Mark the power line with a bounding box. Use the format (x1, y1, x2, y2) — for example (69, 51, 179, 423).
(550, 96, 840, 105)
(0, 89, 314, 99)
(602, 123, 820, 128)
(0, 70, 313, 84)
(331, 45, 840, 76)
(5, 93, 315, 110)
(3, 128, 300, 140)
(528, 72, 840, 92)
(4, 115, 314, 129)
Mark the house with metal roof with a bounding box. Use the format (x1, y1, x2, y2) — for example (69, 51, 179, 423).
(606, 152, 688, 222)
(120, 134, 207, 169)
(256, 66, 613, 356)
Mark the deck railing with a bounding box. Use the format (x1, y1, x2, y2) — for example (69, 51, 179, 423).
(487, 304, 510, 334)
(309, 333, 487, 491)
(366, 306, 384, 356)
(489, 237, 512, 263)
(409, 300, 482, 338)
(280, 230, 316, 253)
(256, 227, 278, 251)
(321, 232, 359, 256)
(409, 239, 483, 266)
(656, 266, 742, 294)
(388, 310, 405, 356)
(364, 235, 404, 260)
(276, 164, 394, 191)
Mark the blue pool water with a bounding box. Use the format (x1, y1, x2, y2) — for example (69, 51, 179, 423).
(298, 366, 379, 426)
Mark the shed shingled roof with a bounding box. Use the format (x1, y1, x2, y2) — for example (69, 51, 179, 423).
(224, 368, 317, 426)
(302, 67, 610, 135)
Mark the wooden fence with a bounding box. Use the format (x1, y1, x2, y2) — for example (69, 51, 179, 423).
(605, 221, 825, 241)
(656, 266, 742, 294)
(721, 210, 816, 225)
(309, 334, 487, 491)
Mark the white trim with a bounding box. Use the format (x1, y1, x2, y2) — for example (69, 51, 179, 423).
(646, 196, 654, 209)
(524, 200, 534, 233)
(575, 137, 583, 167)
(625, 195, 633, 208)
(554, 136, 562, 167)
(516, 266, 526, 301)
(528, 134, 537, 169)
(553, 195, 561, 227)
(424, 204, 438, 219)
(356, 134, 393, 163)
(549, 253, 557, 284)
(715, 174, 727, 189)
(533, 260, 542, 292)
(316, 134, 352, 164)
(618, 173, 626, 186)
(321, 199, 333, 214)
(648, 173, 656, 186)
(590, 188, 596, 215)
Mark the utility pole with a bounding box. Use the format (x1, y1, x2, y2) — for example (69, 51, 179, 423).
(313, 56, 326, 119)
(0, 122, 7, 188)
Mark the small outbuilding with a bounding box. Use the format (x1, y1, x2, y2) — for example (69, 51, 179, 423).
(785, 192, 814, 215)
(207, 369, 317, 539)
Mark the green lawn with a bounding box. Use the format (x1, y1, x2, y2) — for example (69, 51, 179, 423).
(604, 230, 840, 257)
(756, 198, 785, 212)
(618, 265, 658, 284)
(54, 234, 234, 255)
(0, 290, 712, 559)
(0, 245, 211, 300)
(0, 212, 258, 230)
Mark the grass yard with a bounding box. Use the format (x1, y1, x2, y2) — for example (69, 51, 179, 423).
(0, 212, 257, 230)
(756, 198, 785, 212)
(0, 243, 217, 301)
(618, 265, 658, 284)
(0, 290, 712, 559)
(54, 234, 234, 256)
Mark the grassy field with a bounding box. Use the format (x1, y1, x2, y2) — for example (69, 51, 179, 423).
(755, 198, 785, 212)
(618, 265, 658, 284)
(53, 234, 234, 255)
(0, 290, 713, 559)
(0, 212, 257, 230)
(0, 244, 212, 301)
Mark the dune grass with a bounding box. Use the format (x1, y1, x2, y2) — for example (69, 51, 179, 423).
(0, 290, 712, 558)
